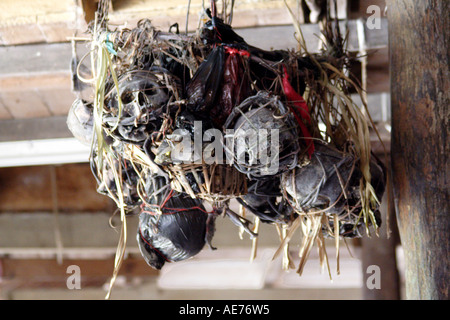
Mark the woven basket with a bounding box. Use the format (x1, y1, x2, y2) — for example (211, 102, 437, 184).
(166, 162, 247, 202)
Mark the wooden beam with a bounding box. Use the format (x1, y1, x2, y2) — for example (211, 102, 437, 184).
(0, 212, 140, 251)
(0, 0, 80, 45)
(0, 43, 73, 77)
(0, 247, 139, 259)
(0, 0, 389, 47)
(0, 21, 388, 77)
(107, 0, 300, 32)
(0, 21, 388, 79)
(388, 0, 449, 300)
(0, 116, 73, 142)
(0, 98, 13, 119)
(0, 256, 158, 289)
(0, 164, 114, 212)
(0, 138, 91, 167)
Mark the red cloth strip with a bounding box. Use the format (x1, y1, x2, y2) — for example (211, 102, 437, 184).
(281, 65, 315, 157)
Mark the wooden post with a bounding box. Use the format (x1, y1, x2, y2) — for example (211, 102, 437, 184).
(388, 0, 449, 299)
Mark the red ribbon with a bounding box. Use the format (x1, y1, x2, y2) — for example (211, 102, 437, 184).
(224, 46, 250, 58)
(281, 65, 314, 157)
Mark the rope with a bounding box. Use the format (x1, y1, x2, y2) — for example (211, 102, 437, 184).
(140, 189, 215, 216)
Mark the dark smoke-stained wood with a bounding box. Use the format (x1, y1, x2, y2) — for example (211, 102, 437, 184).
(388, 0, 449, 299)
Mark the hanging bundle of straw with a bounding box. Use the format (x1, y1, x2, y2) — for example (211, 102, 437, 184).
(262, 0, 387, 276)
(67, 0, 387, 297)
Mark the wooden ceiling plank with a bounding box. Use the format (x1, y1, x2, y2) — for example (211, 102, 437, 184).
(0, 256, 158, 289)
(0, 163, 114, 212)
(0, 19, 388, 80)
(0, 96, 14, 120)
(0, 43, 73, 76)
(0, 24, 46, 46)
(0, 116, 73, 142)
(0, 90, 51, 118)
(38, 87, 76, 116)
(0, 212, 136, 249)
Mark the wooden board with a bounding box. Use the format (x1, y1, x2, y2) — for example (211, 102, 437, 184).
(0, 0, 79, 45)
(0, 163, 114, 212)
(0, 256, 158, 289)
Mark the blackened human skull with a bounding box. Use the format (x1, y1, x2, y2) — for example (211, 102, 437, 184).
(224, 91, 301, 179)
(105, 71, 171, 142)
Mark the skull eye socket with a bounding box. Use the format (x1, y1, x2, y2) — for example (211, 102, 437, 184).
(138, 91, 147, 106)
(142, 82, 158, 96)
(121, 91, 134, 104)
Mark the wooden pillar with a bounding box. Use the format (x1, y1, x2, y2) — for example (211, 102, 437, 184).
(388, 0, 449, 300)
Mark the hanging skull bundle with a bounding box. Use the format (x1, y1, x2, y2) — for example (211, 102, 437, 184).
(224, 91, 303, 179)
(89, 145, 142, 212)
(282, 142, 386, 238)
(237, 178, 295, 224)
(138, 175, 216, 270)
(68, 0, 387, 283)
(67, 99, 94, 146)
(103, 70, 180, 143)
